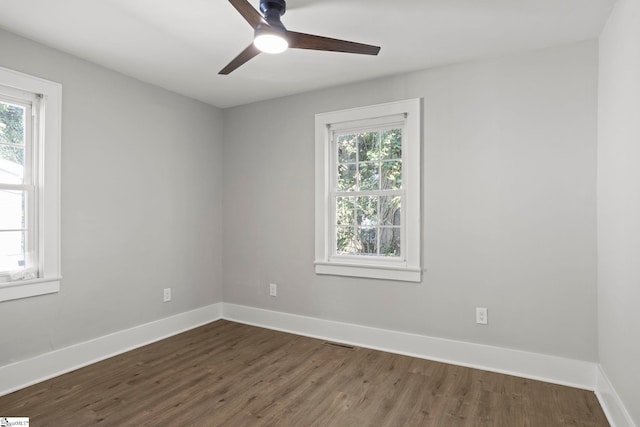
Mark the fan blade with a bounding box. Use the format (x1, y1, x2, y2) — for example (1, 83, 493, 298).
(219, 43, 261, 75)
(287, 31, 380, 55)
(228, 0, 266, 29)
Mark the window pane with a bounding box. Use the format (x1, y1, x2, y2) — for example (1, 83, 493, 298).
(337, 164, 356, 191)
(359, 162, 379, 191)
(381, 196, 401, 225)
(0, 190, 26, 229)
(0, 102, 25, 146)
(381, 129, 402, 160)
(356, 227, 377, 255)
(356, 196, 378, 226)
(336, 196, 355, 226)
(0, 146, 24, 184)
(380, 227, 401, 257)
(337, 134, 356, 163)
(0, 101, 26, 185)
(336, 226, 355, 254)
(357, 132, 379, 162)
(381, 161, 402, 190)
(0, 230, 25, 272)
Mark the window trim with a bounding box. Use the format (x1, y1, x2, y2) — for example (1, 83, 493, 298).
(0, 66, 61, 302)
(315, 99, 422, 282)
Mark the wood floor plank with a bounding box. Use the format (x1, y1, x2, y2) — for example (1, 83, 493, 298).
(0, 320, 609, 426)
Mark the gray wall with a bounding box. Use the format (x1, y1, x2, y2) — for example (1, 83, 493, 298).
(0, 29, 224, 365)
(223, 41, 599, 361)
(598, 0, 640, 423)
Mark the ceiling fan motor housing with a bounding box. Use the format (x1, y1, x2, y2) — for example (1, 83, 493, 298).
(260, 0, 286, 26)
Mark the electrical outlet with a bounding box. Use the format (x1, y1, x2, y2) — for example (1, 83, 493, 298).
(476, 307, 488, 325)
(269, 283, 277, 297)
(163, 288, 172, 302)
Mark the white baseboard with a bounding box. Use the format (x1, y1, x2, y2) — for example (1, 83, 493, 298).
(595, 365, 637, 427)
(0, 303, 222, 397)
(223, 303, 597, 391)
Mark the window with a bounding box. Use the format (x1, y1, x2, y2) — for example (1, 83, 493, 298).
(315, 99, 421, 282)
(0, 66, 61, 302)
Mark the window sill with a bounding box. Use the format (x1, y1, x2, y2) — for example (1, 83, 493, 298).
(0, 277, 61, 302)
(315, 261, 421, 282)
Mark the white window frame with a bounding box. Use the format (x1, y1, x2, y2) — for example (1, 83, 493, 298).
(315, 99, 421, 282)
(0, 66, 61, 302)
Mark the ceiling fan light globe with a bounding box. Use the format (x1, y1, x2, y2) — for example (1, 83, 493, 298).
(254, 33, 288, 54)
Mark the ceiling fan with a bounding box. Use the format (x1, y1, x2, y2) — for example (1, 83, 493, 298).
(219, 0, 381, 75)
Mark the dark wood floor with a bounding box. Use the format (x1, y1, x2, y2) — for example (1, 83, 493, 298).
(0, 320, 608, 426)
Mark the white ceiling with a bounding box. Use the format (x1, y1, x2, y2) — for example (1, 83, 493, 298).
(0, 0, 615, 108)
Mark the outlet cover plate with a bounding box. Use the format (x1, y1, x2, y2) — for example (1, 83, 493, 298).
(476, 307, 488, 324)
